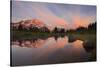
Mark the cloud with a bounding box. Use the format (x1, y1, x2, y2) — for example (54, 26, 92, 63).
(31, 3, 68, 29)
(12, 1, 96, 30)
(68, 14, 93, 29)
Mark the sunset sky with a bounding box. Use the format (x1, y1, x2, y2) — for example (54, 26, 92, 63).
(11, 1, 96, 29)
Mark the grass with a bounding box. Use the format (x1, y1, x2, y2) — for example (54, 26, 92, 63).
(11, 30, 66, 40)
(11, 29, 96, 41)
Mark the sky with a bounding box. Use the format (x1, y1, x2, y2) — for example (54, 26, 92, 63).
(11, 1, 96, 29)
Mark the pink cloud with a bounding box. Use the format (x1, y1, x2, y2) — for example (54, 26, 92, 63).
(69, 15, 91, 29)
(31, 4, 68, 29)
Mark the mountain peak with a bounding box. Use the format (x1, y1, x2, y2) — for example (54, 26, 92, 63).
(17, 19, 46, 28)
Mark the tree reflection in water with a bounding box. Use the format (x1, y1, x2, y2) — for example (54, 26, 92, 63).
(11, 36, 95, 53)
(11, 36, 96, 66)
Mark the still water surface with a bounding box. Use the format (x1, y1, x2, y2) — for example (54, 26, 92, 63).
(11, 36, 92, 66)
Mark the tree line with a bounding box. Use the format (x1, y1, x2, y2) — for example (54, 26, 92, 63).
(11, 21, 96, 34)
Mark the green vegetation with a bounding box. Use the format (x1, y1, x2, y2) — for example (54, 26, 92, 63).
(11, 29, 66, 40)
(11, 22, 97, 61)
(11, 22, 96, 40)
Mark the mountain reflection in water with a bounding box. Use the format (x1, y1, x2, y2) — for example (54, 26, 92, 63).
(11, 36, 95, 66)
